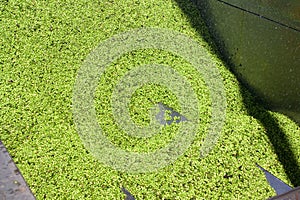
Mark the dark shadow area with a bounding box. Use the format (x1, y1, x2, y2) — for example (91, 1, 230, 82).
(241, 85, 300, 187)
(174, 0, 300, 187)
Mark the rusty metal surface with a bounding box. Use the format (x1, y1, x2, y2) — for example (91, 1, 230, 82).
(0, 140, 35, 200)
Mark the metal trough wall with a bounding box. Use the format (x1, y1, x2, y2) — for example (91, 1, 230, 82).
(0, 141, 35, 199)
(194, 0, 300, 123)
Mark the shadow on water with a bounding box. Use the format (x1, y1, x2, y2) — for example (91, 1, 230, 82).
(173, 0, 300, 187)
